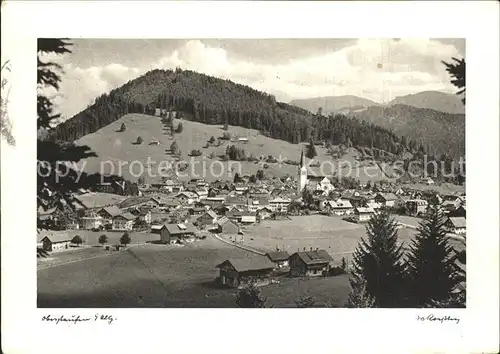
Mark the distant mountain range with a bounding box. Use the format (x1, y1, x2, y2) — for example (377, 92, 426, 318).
(289, 90, 465, 115)
(348, 104, 465, 159)
(388, 91, 465, 115)
(289, 95, 381, 114)
(289, 90, 465, 158)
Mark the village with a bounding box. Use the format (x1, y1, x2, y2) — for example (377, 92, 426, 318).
(37, 149, 466, 294)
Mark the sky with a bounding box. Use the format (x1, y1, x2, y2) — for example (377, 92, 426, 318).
(43, 38, 465, 120)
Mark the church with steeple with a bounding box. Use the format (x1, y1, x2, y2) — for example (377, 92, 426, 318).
(297, 149, 308, 195)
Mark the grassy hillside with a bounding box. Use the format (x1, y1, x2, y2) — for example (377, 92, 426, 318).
(75, 113, 397, 183)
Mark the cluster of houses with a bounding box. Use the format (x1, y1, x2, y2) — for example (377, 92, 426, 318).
(216, 247, 336, 288)
(37, 171, 467, 253)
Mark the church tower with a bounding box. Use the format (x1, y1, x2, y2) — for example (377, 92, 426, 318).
(297, 149, 308, 195)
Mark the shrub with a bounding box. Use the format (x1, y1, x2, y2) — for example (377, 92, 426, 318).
(295, 294, 316, 308)
(263, 163, 269, 169)
(220, 132, 231, 140)
(71, 235, 83, 246)
(175, 123, 183, 133)
(98, 234, 108, 245)
(190, 149, 202, 156)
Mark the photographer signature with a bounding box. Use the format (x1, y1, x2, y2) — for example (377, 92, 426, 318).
(41, 313, 116, 325)
(417, 314, 460, 324)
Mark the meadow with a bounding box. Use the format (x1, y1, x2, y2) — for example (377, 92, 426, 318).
(238, 215, 419, 259)
(37, 236, 350, 308)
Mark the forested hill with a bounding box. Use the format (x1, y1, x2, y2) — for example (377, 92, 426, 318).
(52, 68, 407, 155)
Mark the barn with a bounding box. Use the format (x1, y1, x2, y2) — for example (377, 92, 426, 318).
(216, 257, 276, 288)
(289, 249, 333, 277)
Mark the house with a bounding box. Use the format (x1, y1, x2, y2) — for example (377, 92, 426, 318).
(112, 212, 137, 231)
(325, 199, 354, 216)
(216, 217, 240, 234)
(159, 223, 197, 243)
(445, 217, 466, 234)
(241, 212, 257, 224)
(374, 193, 398, 207)
(97, 206, 122, 224)
(188, 207, 206, 216)
(257, 207, 273, 221)
(348, 195, 368, 208)
(406, 199, 428, 216)
(216, 257, 276, 288)
(226, 209, 244, 223)
(174, 191, 199, 205)
(194, 210, 218, 227)
(266, 251, 290, 268)
(247, 196, 270, 212)
(137, 209, 152, 225)
(38, 233, 72, 252)
(442, 195, 464, 213)
(449, 205, 466, 218)
(195, 188, 208, 200)
(354, 207, 375, 223)
(289, 249, 333, 277)
(204, 197, 227, 206)
(80, 215, 104, 230)
(316, 176, 335, 193)
(269, 197, 291, 213)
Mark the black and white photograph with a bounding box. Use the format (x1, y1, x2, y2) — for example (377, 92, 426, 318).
(1, 2, 499, 354)
(35, 38, 467, 308)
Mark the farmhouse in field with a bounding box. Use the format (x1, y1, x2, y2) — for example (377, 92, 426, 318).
(216, 257, 276, 288)
(445, 217, 467, 234)
(289, 249, 333, 277)
(38, 233, 72, 252)
(266, 251, 290, 269)
(159, 223, 197, 243)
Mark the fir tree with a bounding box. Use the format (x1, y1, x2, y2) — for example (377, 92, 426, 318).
(306, 138, 317, 159)
(406, 199, 465, 307)
(348, 209, 406, 307)
(119, 122, 126, 132)
(120, 232, 131, 246)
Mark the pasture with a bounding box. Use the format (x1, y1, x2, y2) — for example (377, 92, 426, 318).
(37, 236, 350, 308)
(239, 215, 419, 258)
(235, 214, 464, 258)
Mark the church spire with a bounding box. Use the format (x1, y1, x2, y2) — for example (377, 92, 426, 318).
(300, 148, 305, 167)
